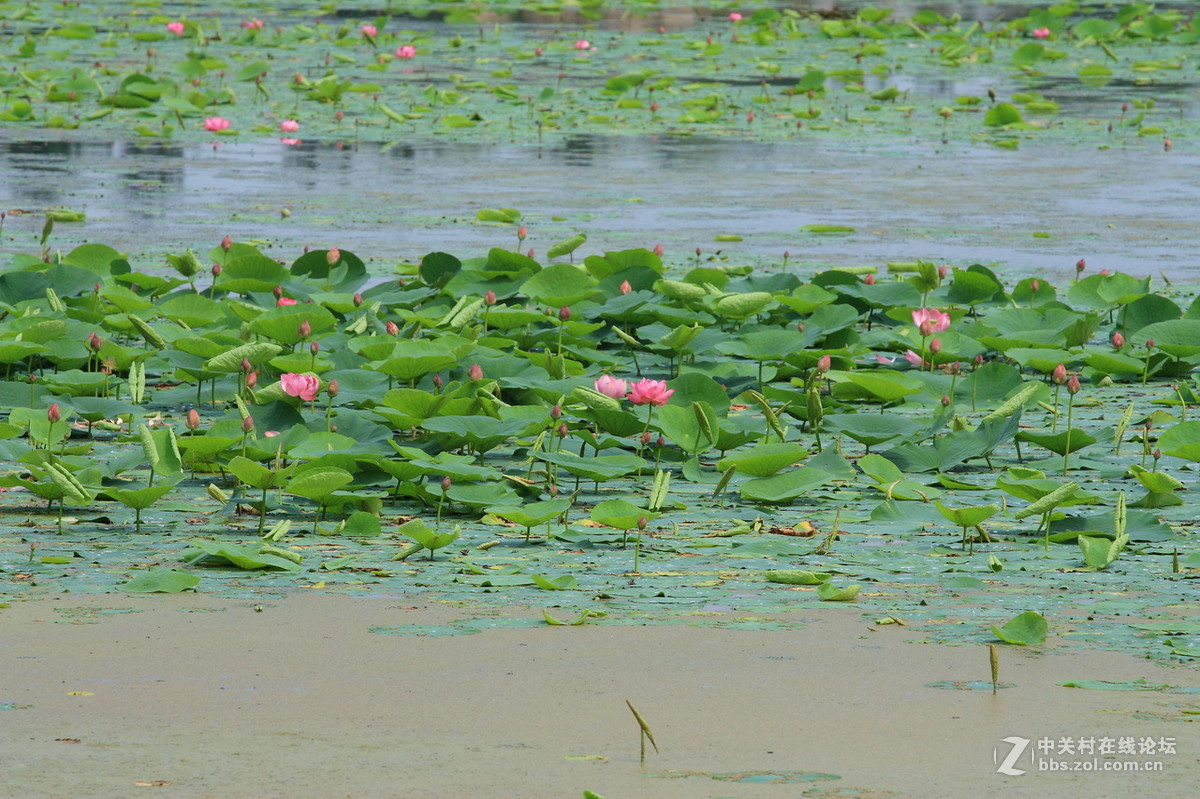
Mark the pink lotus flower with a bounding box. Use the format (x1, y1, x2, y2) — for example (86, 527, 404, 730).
(903, 350, 926, 367)
(874, 353, 896, 364)
(729, 12, 743, 22)
(574, 39, 590, 50)
(594, 375, 628, 399)
(911, 307, 951, 333)
(280, 372, 320, 402)
(279, 119, 299, 133)
(167, 21, 185, 35)
(395, 45, 416, 59)
(627, 378, 674, 406)
(277, 297, 297, 306)
(863, 273, 876, 285)
(1031, 27, 1050, 39)
(361, 25, 377, 38)
(264, 430, 280, 437)
(653, 243, 664, 257)
(202, 117, 231, 132)
(243, 18, 264, 30)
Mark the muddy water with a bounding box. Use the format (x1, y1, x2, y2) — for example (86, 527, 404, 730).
(1, 135, 1195, 283)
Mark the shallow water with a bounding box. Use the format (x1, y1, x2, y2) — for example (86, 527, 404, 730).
(0, 134, 1196, 283)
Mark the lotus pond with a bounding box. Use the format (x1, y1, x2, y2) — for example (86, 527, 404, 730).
(1, 0, 1199, 669)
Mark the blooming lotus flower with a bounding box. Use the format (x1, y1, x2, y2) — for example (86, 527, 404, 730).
(729, 12, 743, 22)
(626, 378, 674, 406)
(903, 350, 925, 367)
(361, 25, 377, 38)
(202, 117, 231, 132)
(574, 39, 590, 50)
(594, 375, 628, 399)
(395, 45, 416, 59)
(277, 297, 297, 307)
(912, 307, 951, 333)
(167, 21, 185, 35)
(279, 119, 299, 133)
(281, 372, 320, 402)
(243, 18, 264, 30)
(1031, 27, 1050, 38)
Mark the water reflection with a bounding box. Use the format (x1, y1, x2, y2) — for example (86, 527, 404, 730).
(0, 133, 1197, 281)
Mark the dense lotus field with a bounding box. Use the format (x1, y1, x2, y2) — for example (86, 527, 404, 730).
(0, 234, 1196, 657)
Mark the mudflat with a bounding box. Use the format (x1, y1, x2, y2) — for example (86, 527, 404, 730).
(2, 592, 1195, 799)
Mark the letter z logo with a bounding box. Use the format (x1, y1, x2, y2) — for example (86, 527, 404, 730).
(995, 736, 1031, 776)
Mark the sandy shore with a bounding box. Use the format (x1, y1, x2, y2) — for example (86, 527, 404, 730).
(2, 592, 1196, 798)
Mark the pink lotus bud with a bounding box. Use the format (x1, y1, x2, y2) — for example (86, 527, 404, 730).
(619, 280, 632, 295)
(186, 409, 201, 430)
(353, 292, 363, 307)
(1052, 363, 1067, 385)
(1076, 258, 1086, 274)
(432, 374, 443, 390)
(240, 357, 252, 373)
(637, 516, 648, 530)
(310, 341, 320, 355)
(940, 394, 951, 407)
(517, 226, 528, 241)
(535, 46, 543, 56)
(385, 321, 399, 336)
(557, 423, 569, 437)
(211, 263, 222, 277)
(484, 290, 497, 306)
(550, 404, 562, 420)
(441, 476, 452, 492)
(548, 484, 558, 495)
(326, 247, 340, 265)
(653, 243, 664, 257)
(919, 320, 935, 337)
(47, 403, 61, 423)
(327, 380, 339, 398)
(527, 249, 535, 258)
(641, 431, 652, 445)
(559, 306, 571, 322)
(938, 265, 949, 279)
(298, 320, 311, 339)
(468, 363, 483, 381)
(974, 354, 984, 365)
(1030, 279, 1040, 292)
(1146, 338, 1155, 350)
(1067, 375, 1081, 395)
(929, 338, 942, 355)
(657, 436, 665, 447)
(1154, 449, 1162, 460)
(1112, 331, 1125, 349)
(221, 234, 232, 251)
(335, 109, 344, 122)
(746, 111, 755, 123)
(246, 371, 258, 389)
(361, 24, 377, 38)
(273, 284, 284, 299)
(241, 416, 255, 434)
(294, 73, 305, 84)
(864, 273, 876, 285)
(650, 101, 659, 113)
(816, 355, 831, 373)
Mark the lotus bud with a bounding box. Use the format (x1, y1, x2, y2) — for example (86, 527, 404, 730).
(637, 516, 648, 530)
(919, 320, 935, 337)
(974, 353, 984, 366)
(864, 273, 876, 285)
(310, 341, 319, 355)
(336, 109, 344, 122)
(186, 408, 201, 430)
(816, 355, 831, 373)
(484, 290, 497, 306)
(441, 476, 452, 492)
(211, 263, 222, 277)
(385, 321, 399, 336)
(1076, 258, 1086, 274)
(938, 265, 949, 280)
(641, 431, 652, 445)
(1146, 338, 1155, 350)
(47, 403, 61, 423)
(240, 357, 252, 373)
(650, 101, 659, 113)
(432, 374, 443, 390)
(550, 404, 562, 420)
(468, 363, 483, 381)
(326, 247, 340, 265)
(517, 226, 528, 241)
(1154, 449, 1162, 460)
(353, 292, 363, 307)
(548, 483, 558, 496)
(93, 282, 102, 294)
(1112, 331, 1125, 350)
(653, 243, 664, 257)
(1030, 279, 1040, 292)
(657, 436, 665, 447)
(929, 338, 942, 355)
(327, 379, 339, 398)
(272, 284, 283, 299)
(221, 234, 232, 251)
(298, 320, 311, 339)
(619, 280, 632, 295)
(559, 306, 571, 322)
(1052, 363, 1067, 385)
(246, 371, 257, 389)
(1066, 375, 1081, 395)
(88, 332, 102, 352)
(556, 423, 569, 438)
(241, 415, 255, 434)
(527, 249, 535, 258)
